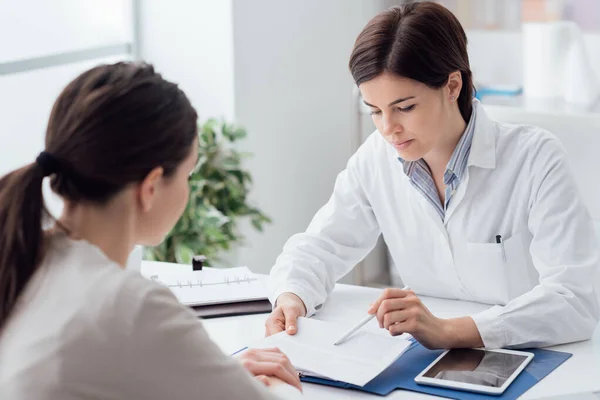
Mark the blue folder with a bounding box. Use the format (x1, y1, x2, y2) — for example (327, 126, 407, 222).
(301, 341, 572, 399)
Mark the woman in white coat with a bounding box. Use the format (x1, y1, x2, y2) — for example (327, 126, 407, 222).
(266, 1, 600, 350)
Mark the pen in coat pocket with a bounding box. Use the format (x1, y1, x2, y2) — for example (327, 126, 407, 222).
(496, 235, 507, 262)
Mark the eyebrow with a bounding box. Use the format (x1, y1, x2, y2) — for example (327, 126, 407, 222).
(363, 96, 416, 108)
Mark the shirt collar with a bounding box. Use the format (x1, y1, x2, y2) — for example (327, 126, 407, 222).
(467, 99, 496, 169)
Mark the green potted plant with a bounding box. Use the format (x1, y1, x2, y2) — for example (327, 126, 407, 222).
(143, 119, 271, 266)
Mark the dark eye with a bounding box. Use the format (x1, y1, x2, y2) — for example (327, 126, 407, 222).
(398, 104, 416, 112)
(369, 110, 382, 116)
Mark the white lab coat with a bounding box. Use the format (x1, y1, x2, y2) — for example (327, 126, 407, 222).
(269, 101, 600, 349)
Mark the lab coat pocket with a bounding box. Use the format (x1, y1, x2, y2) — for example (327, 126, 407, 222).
(455, 233, 531, 305)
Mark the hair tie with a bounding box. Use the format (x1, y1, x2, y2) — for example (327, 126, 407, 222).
(35, 151, 63, 177)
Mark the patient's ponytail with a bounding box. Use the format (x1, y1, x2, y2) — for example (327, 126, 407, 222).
(0, 162, 49, 330)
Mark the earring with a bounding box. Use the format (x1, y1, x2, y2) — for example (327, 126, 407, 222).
(450, 96, 455, 101)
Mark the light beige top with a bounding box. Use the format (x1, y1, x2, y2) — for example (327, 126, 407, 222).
(0, 235, 301, 399)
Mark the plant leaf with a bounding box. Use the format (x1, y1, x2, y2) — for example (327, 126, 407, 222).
(144, 118, 272, 265)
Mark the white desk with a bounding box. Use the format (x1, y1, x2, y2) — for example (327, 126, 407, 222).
(200, 282, 600, 399)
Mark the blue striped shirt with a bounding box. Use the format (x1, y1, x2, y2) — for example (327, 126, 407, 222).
(399, 107, 476, 220)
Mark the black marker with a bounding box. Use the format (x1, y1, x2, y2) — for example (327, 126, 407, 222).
(192, 255, 207, 271)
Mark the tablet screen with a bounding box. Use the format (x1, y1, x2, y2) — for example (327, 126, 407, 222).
(422, 349, 529, 388)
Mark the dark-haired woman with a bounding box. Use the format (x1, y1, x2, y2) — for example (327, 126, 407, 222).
(0, 62, 302, 399)
(267, 2, 599, 350)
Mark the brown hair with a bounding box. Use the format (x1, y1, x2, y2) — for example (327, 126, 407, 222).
(0, 62, 198, 329)
(349, 1, 474, 122)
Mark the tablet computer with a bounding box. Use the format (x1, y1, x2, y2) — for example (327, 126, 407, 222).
(414, 348, 534, 395)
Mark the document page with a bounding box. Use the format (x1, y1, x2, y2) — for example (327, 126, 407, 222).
(249, 317, 412, 387)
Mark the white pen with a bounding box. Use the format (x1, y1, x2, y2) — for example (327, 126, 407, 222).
(333, 285, 409, 346)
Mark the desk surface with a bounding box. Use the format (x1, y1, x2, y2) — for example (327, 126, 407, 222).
(200, 281, 600, 399)
(139, 262, 600, 399)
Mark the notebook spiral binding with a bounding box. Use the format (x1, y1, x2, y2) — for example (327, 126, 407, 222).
(149, 273, 258, 288)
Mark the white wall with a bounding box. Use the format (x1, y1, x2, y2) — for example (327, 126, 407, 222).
(138, 0, 235, 121)
(232, 0, 387, 275)
(0, 0, 132, 63)
(468, 30, 600, 87)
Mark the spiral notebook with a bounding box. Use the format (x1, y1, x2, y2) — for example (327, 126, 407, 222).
(141, 262, 269, 307)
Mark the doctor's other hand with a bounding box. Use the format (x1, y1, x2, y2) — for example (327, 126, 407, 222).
(265, 292, 307, 336)
(368, 288, 484, 350)
(239, 347, 303, 392)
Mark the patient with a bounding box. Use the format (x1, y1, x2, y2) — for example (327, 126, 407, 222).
(0, 62, 302, 399)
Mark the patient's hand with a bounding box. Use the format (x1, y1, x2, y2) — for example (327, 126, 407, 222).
(239, 347, 302, 392)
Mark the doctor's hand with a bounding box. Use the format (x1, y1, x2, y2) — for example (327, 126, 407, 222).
(265, 292, 307, 336)
(368, 288, 484, 350)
